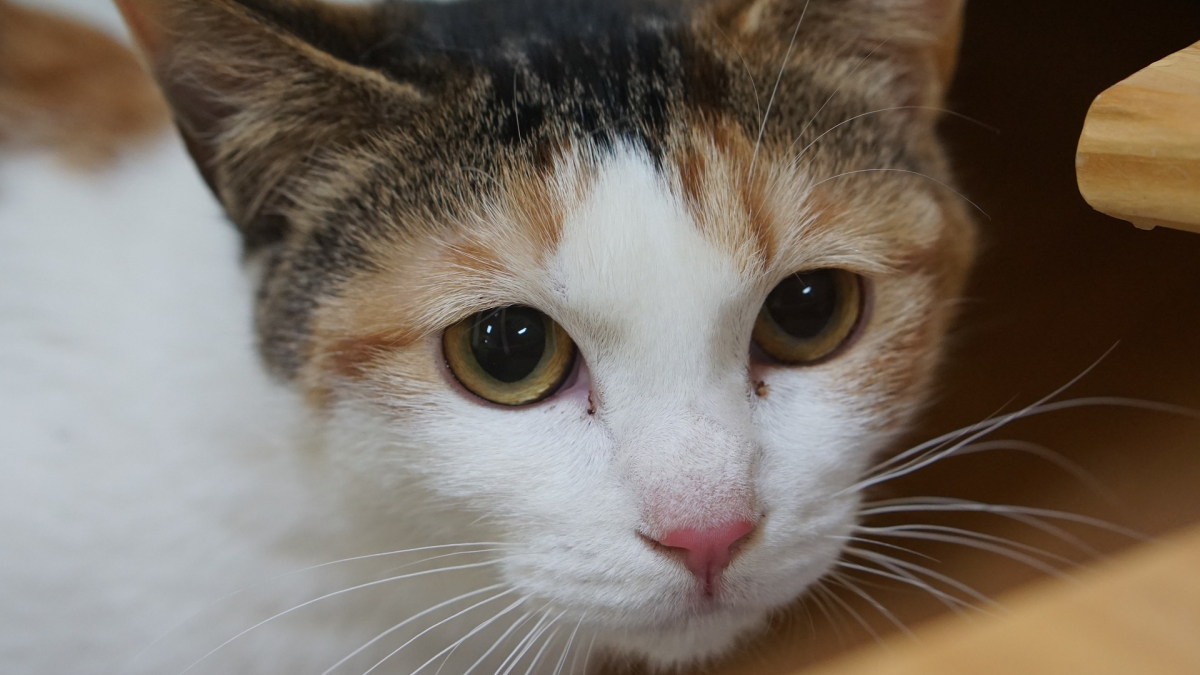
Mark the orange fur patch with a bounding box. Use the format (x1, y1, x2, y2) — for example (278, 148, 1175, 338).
(305, 161, 578, 397)
(0, 0, 169, 167)
(671, 119, 777, 272)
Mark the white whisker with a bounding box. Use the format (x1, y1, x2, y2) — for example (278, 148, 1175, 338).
(831, 534, 940, 563)
(836, 560, 973, 616)
(862, 523, 1077, 564)
(748, 0, 811, 178)
(377, 548, 514, 576)
(792, 106, 998, 166)
(948, 440, 1121, 506)
(129, 544, 509, 671)
(178, 559, 502, 675)
(496, 610, 559, 675)
(804, 581, 846, 644)
(860, 526, 1072, 579)
(377, 597, 531, 675)
(864, 348, 1127, 482)
(522, 624, 563, 675)
(459, 607, 537, 675)
(829, 571, 915, 639)
(809, 168, 989, 218)
(321, 585, 510, 675)
(815, 579, 886, 645)
(860, 497, 1145, 542)
(553, 615, 585, 675)
(862, 502, 1108, 560)
(788, 38, 893, 162)
(843, 546, 1000, 612)
(712, 25, 762, 122)
(581, 634, 597, 675)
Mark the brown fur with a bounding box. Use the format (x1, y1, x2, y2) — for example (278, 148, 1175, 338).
(0, 0, 169, 166)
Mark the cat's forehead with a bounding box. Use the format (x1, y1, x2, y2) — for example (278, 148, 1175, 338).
(547, 145, 752, 355)
(311, 129, 951, 384)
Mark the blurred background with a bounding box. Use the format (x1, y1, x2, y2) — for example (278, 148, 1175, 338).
(3, 0, 1199, 673)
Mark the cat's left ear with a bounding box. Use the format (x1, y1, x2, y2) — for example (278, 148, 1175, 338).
(702, 0, 964, 105)
(115, 0, 421, 249)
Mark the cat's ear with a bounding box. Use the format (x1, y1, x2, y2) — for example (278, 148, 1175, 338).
(703, 0, 964, 104)
(116, 0, 419, 248)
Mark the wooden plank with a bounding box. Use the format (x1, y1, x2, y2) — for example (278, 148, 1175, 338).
(1077, 42, 1200, 233)
(796, 524, 1200, 675)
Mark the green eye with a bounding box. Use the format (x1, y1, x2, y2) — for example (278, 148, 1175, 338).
(753, 269, 864, 364)
(443, 306, 576, 406)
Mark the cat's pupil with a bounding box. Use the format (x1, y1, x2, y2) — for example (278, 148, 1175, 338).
(765, 270, 840, 339)
(469, 307, 547, 383)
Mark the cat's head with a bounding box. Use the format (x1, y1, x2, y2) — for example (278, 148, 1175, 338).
(119, 0, 974, 665)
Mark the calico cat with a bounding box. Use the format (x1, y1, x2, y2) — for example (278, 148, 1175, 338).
(0, 0, 975, 672)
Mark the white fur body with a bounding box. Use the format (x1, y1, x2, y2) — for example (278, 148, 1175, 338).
(0, 139, 463, 674)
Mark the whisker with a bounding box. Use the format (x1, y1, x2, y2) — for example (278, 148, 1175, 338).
(385, 598, 531, 675)
(862, 523, 1077, 565)
(817, 577, 888, 645)
(831, 534, 940, 563)
(789, 38, 894, 163)
(748, 0, 811, 178)
(809, 168, 989, 218)
(828, 571, 916, 639)
(804, 581, 847, 644)
(712, 24, 761, 122)
(860, 500, 1107, 557)
(320, 585, 510, 675)
(129, 544, 510, 671)
(496, 610, 561, 675)
(459, 608, 538, 675)
(377, 548, 513, 576)
(843, 546, 1000, 612)
(797, 595, 820, 641)
(865, 348, 1127, 479)
(835, 561, 973, 616)
(522, 624, 563, 675)
(860, 497, 1146, 542)
(553, 615, 586, 675)
(178, 559, 503, 675)
(581, 634, 597, 675)
(844, 392, 1186, 496)
(859, 526, 1072, 579)
(792, 106, 998, 166)
(949, 440, 1122, 507)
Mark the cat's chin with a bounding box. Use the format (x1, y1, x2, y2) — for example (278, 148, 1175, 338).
(598, 608, 768, 669)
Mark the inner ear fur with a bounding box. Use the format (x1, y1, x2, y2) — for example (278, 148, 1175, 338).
(116, 0, 420, 247)
(703, 0, 965, 103)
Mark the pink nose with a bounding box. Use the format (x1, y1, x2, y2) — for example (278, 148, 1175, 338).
(652, 520, 756, 594)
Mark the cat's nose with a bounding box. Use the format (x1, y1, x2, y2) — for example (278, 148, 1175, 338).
(647, 520, 756, 594)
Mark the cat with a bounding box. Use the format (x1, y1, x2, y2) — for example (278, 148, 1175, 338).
(0, 0, 975, 673)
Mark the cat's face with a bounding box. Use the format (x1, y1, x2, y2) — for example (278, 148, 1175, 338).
(120, 0, 974, 665)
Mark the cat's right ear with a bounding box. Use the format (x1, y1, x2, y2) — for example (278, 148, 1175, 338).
(116, 0, 421, 248)
(701, 0, 965, 105)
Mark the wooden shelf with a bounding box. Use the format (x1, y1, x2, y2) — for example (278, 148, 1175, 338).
(1077, 42, 1200, 233)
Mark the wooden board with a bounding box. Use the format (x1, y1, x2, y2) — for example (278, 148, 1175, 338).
(797, 524, 1200, 675)
(1077, 42, 1200, 233)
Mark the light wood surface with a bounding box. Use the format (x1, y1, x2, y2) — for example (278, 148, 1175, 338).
(797, 524, 1200, 675)
(1077, 41, 1200, 232)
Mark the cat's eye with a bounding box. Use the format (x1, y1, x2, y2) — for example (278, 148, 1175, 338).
(443, 306, 577, 406)
(753, 269, 864, 364)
